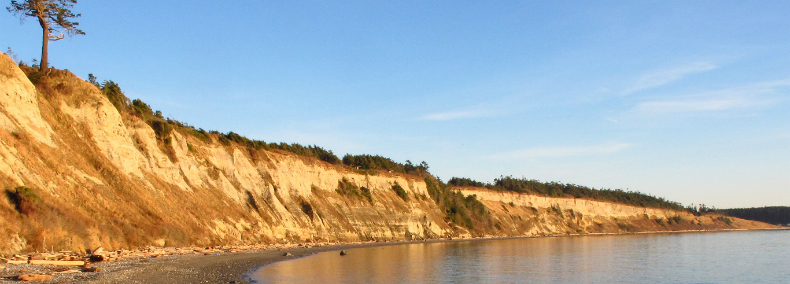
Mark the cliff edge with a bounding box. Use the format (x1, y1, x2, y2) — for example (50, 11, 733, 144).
(0, 53, 778, 254)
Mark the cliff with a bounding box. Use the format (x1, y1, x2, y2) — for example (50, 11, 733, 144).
(0, 53, 778, 254)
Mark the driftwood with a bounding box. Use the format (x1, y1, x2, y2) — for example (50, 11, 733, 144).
(28, 260, 85, 266)
(92, 247, 105, 255)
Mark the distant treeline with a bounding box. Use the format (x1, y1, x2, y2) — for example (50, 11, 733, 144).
(449, 176, 685, 211)
(722, 206, 790, 226)
(342, 154, 428, 175)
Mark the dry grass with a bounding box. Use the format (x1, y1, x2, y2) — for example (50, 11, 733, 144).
(0, 57, 777, 254)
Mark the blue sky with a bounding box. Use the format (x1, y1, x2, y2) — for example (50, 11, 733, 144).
(2, 1, 789, 208)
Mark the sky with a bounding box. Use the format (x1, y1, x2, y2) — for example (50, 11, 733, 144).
(2, 1, 789, 208)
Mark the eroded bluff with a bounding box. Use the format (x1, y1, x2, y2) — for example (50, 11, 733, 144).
(0, 54, 776, 254)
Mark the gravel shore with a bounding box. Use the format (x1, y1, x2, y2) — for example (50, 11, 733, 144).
(0, 241, 422, 284)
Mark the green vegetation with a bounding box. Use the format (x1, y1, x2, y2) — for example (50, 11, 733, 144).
(342, 155, 429, 175)
(551, 204, 563, 217)
(5, 186, 40, 215)
(617, 222, 634, 231)
(448, 176, 685, 211)
(391, 182, 409, 201)
(336, 178, 372, 203)
(668, 216, 683, 224)
(722, 206, 790, 226)
(87, 77, 439, 170)
(8, 0, 85, 72)
(26, 69, 703, 235)
(716, 216, 734, 226)
(85, 75, 349, 164)
(93, 79, 174, 143)
(425, 177, 490, 231)
(101, 80, 129, 113)
(268, 142, 340, 164)
(448, 177, 486, 187)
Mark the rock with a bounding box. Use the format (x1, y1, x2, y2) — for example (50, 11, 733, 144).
(82, 267, 101, 272)
(282, 252, 292, 256)
(339, 250, 348, 256)
(18, 274, 53, 281)
(89, 254, 106, 262)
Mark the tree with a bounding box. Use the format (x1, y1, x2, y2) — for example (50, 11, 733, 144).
(7, 0, 84, 72)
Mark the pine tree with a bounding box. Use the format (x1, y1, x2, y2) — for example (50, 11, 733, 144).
(7, 0, 84, 72)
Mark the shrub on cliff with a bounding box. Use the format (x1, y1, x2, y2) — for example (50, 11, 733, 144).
(716, 216, 733, 226)
(5, 186, 40, 215)
(391, 182, 409, 201)
(336, 178, 372, 203)
(425, 177, 490, 232)
(101, 80, 130, 113)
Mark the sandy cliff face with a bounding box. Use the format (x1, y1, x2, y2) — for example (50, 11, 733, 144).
(456, 188, 775, 237)
(0, 54, 451, 253)
(0, 54, 778, 254)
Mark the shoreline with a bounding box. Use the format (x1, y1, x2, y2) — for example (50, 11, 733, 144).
(1, 228, 786, 283)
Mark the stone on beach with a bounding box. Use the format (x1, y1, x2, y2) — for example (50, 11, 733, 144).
(17, 274, 53, 281)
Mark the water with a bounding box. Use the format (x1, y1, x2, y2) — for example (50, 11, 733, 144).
(252, 230, 789, 283)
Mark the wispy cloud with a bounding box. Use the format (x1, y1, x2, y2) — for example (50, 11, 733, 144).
(422, 106, 493, 121)
(635, 99, 751, 113)
(488, 143, 630, 160)
(634, 79, 790, 114)
(623, 62, 717, 95)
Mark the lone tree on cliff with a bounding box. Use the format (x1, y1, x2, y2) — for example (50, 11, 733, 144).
(7, 0, 84, 72)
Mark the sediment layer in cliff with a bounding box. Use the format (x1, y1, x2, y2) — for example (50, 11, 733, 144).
(0, 53, 777, 254)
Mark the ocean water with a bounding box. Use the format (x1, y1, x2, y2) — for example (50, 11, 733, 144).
(251, 230, 789, 283)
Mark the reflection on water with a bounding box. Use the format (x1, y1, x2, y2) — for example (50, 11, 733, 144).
(252, 230, 789, 283)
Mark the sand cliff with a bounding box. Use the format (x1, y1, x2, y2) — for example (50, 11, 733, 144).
(0, 53, 777, 254)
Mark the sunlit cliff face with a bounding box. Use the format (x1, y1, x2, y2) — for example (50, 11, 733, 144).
(0, 54, 776, 254)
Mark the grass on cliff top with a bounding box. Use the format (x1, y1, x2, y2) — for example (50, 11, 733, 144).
(86, 71, 431, 176)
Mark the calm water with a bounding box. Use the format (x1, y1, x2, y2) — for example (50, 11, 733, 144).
(252, 230, 789, 283)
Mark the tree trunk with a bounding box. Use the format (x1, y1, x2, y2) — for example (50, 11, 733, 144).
(38, 17, 49, 72)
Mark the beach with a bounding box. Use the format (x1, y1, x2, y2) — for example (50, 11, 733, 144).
(2, 228, 786, 283)
(1, 241, 426, 283)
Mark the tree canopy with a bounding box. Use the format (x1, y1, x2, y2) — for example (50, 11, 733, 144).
(7, 0, 84, 71)
(449, 176, 686, 211)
